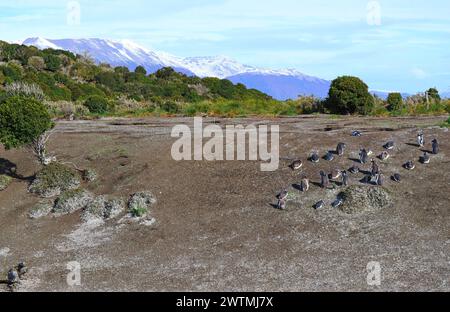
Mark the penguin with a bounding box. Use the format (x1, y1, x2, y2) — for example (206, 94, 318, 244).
(349, 165, 360, 174)
(277, 199, 286, 210)
(300, 177, 310, 192)
(336, 143, 346, 156)
(371, 159, 379, 176)
(290, 160, 303, 170)
(420, 152, 430, 164)
(329, 169, 342, 180)
(277, 189, 289, 201)
(384, 141, 395, 150)
(17, 262, 28, 278)
(352, 131, 362, 137)
(314, 200, 325, 210)
(417, 131, 425, 147)
(359, 149, 369, 164)
(379, 151, 390, 161)
(376, 172, 384, 186)
(310, 151, 320, 163)
(7, 269, 19, 287)
(432, 139, 439, 155)
(404, 161, 415, 170)
(324, 151, 335, 161)
(392, 173, 401, 182)
(332, 198, 344, 208)
(342, 170, 349, 186)
(320, 171, 330, 189)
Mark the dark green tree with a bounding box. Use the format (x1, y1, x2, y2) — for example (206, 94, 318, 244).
(326, 76, 374, 115)
(0, 96, 54, 164)
(386, 92, 403, 111)
(427, 88, 441, 102)
(134, 65, 147, 76)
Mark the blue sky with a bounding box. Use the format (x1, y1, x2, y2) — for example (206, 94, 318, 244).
(1, 0, 449, 93)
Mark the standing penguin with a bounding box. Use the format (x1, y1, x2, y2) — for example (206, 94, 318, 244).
(359, 149, 369, 164)
(417, 131, 425, 147)
(300, 177, 310, 192)
(371, 159, 379, 177)
(376, 172, 384, 186)
(320, 171, 330, 189)
(432, 139, 439, 155)
(342, 170, 349, 186)
(336, 143, 346, 156)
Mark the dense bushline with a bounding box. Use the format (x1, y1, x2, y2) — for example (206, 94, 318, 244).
(0, 40, 448, 118)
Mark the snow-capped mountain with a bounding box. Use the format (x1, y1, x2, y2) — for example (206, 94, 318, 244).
(22, 37, 332, 99)
(22, 37, 195, 75)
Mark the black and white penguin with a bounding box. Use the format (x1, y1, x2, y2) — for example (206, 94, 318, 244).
(359, 149, 369, 164)
(277, 189, 289, 201)
(342, 170, 349, 186)
(420, 152, 430, 164)
(392, 173, 401, 182)
(332, 197, 344, 208)
(417, 131, 425, 147)
(349, 165, 360, 174)
(379, 151, 390, 161)
(324, 151, 335, 161)
(290, 159, 303, 170)
(376, 172, 384, 186)
(300, 177, 310, 192)
(310, 151, 320, 163)
(17, 262, 28, 278)
(384, 141, 395, 150)
(352, 130, 362, 137)
(404, 161, 415, 170)
(320, 171, 330, 188)
(314, 200, 325, 210)
(277, 199, 286, 210)
(432, 139, 439, 155)
(336, 143, 346, 156)
(371, 159, 380, 176)
(7, 269, 19, 287)
(329, 169, 342, 180)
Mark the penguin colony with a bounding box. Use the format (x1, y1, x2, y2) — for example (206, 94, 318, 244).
(276, 130, 440, 210)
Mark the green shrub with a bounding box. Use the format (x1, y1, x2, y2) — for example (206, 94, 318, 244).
(28, 162, 81, 198)
(84, 95, 109, 114)
(326, 76, 374, 115)
(0, 96, 53, 150)
(387, 93, 403, 111)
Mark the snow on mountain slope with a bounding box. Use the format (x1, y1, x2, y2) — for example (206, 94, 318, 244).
(22, 37, 333, 99)
(22, 37, 195, 76)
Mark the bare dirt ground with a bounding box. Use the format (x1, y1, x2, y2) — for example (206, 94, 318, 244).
(0, 115, 449, 291)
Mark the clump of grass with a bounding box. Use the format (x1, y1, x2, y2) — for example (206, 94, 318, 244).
(0, 174, 12, 191)
(130, 205, 148, 218)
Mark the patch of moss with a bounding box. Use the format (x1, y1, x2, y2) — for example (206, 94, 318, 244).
(338, 185, 391, 214)
(29, 162, 81, 198)
(0, 174, 12, 191)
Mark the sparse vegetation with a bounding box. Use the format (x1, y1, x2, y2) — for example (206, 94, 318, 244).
(53, 188, 93, 215)
(0, 174, 12, 191)
(28, 162, 81, 197)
